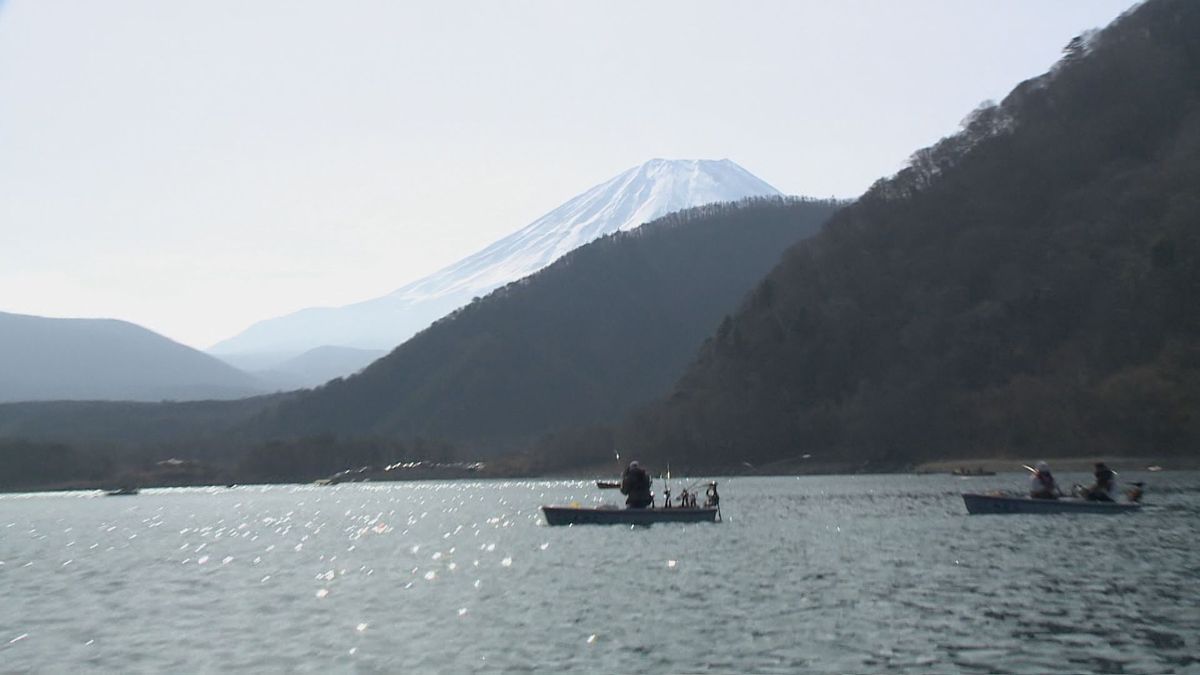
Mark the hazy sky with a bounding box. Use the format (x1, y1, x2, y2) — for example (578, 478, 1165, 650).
(0, 0, 1139, 349)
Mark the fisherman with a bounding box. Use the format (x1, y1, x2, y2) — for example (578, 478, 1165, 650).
(620, 461, 653, 509)
(1085, 462, 1118, 502)
(1029, 461, 1061, 500)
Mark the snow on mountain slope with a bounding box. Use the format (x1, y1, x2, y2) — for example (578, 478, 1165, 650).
(209, 159, 781, 362)
(388, 158, 782, 304)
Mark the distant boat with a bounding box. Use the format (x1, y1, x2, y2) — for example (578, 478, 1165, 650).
(952, 467, 996, 476)
(542, 505, 719, 526)
(962, 493, 1141, 515)
(1147, 465, 1164, 472)
(595, 480, 620, 489)
(105, 487, 139, 496)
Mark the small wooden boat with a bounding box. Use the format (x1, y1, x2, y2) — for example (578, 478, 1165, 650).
(542, 505, 719, 526)
(963, 493, 1141, 515)
(105, 487, 140, 496)
(595, 480, 620, 489)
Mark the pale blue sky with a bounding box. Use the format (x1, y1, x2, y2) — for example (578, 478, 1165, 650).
(0, 0, 1139, 348)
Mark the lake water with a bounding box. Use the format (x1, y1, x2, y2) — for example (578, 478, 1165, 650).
(2, 473, 1198, 673)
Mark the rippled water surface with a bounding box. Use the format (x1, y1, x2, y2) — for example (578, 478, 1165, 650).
(3, 473, 1199, 673)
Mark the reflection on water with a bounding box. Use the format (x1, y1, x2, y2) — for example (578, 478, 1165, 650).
(1, 474, 1198, 672)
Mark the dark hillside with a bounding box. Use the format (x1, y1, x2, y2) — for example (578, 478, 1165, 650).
(0, 396, 285, 489)
(253, 197, 840, 452)
(618, 0, 1200, 470)
(0, 397, 279, 448)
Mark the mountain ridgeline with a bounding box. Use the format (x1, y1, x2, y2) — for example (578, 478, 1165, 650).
(250, 197, 840, 452)
(611, 0, 1200, 470)
(0, 312, 263, 403)
(210, 159, 782, 363)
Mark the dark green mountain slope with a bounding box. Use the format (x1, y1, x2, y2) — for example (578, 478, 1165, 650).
(0, 397, 284, 490)
(619, 0, 1200, 469)
(0, 397, 278, 448)
(253, 198, 840, 451)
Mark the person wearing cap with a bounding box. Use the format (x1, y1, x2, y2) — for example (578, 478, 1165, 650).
(1029, 461, 1061, 500)
(1085, 462, 1118, 502)
(620, 461, 653, 509)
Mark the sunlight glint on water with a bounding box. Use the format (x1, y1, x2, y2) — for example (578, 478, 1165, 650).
(1, 475, 1198, 672)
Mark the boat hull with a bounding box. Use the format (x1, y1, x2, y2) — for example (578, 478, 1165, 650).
(542, 506, 718, 526)
(962, 493, 1141, 515)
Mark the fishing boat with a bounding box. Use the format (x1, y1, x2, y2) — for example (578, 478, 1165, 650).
(547, 478, 721, 525)
(542, 505, 719, 526)
(952, 467, 996, 476)
(595, 480, 620, 489)
(962, 493, 1141, 515)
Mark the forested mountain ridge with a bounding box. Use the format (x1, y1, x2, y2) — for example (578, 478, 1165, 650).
(249, 197, 841, 452)
(616, 0, 1200, 470)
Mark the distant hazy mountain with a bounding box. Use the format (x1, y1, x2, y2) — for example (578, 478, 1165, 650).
(0, 311, 263, 402)
(209, 159, 782, 363)
(247, 346, 387, 390)
(249, 197, 839, 453)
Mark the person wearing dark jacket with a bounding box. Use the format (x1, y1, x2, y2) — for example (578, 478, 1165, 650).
(1086, 462, 1118, 502)
(620, 461, 653, 508)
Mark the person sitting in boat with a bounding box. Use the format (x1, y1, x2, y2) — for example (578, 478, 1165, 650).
(1084, 462, 1118, 502)
(620, 461, 653, 509)
(1029, 461, 1061, 500)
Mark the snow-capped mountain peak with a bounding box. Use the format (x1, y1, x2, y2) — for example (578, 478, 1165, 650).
(209, 159, 781, 365)
(389, 158, 780, 304)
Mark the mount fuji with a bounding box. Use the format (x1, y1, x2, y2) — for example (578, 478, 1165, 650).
(209, 159, 781, 373)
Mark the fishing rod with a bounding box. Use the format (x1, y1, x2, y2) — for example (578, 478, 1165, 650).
(670, 477, 714, 509)
(665, 463, 671, 508)
(664, 466, 705, 508)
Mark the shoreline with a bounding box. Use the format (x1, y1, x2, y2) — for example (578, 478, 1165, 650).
(4, 455, 1195, 495)
(910, 456, 1198, 474)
